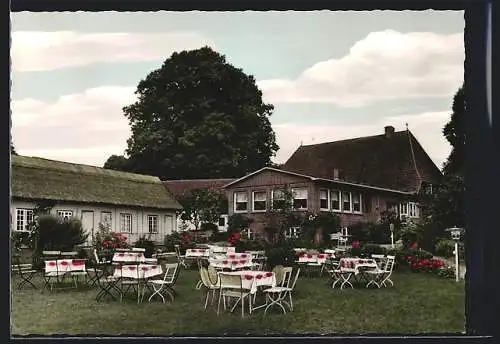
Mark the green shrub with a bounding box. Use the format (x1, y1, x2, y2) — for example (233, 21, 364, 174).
(367, 223, 391, 244)
(234, 239, 267, 252)
(227, 214, 253, 234)
(348, 222, 371, 242)
(134, 236, 156, 258)
(30, 215, 88, 269)
(434, 239, 456, 258)
(387, 247, 434, 271)
(34, 215, 88, 252)
(266, 246, 296, 269)
(361, 243, 387, 257)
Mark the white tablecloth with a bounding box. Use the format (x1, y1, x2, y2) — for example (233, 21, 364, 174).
(45, 259, 87, 273)
(212, 252, 253, 261)
(113, 252, 146, 263)
(209, 258, 253, 270)
(339, 258, 378, 274)
(207, 245, 236, 254)
(220, 270, 276, 294)
(185, 248, 210, 258)
(113, 264, 163, 279)
(297, 253, 331, 264)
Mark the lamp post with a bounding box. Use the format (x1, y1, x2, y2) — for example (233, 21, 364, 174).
(446, 226, 464, 282)
(390, 223, 395, 248)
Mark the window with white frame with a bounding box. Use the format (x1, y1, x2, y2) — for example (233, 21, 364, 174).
(57, 210, 73, 221)
(101, 211, 112, 229)
(292, 188, 308, 210)
(252, 191, 267, 212)
(330, 190, 341, 211)
(15, 208, 34, 232)
(120, 213, 132, 233)
(407, 202, 420, 218)
(148, 215, 159, 234)
(234, 191, 248, 212)
(272, 189, 286, 210)
(342, 191, 352, 212)
(319, 189, 329, 210)
(399, 203, 408, 218)
(285, 227, 300, 239)
(352, 192, 362, 214)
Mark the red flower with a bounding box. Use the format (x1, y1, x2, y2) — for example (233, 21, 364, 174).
(244, 275, 253, 280)
(256, 274, 263, 279)
(351, 241, 361, 249)
(410, 242, 418, 249)
(265, 272, 273, 277)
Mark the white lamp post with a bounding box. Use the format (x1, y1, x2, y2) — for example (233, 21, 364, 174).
(446, 226, 464, 282)
(390, 223, 395, 248)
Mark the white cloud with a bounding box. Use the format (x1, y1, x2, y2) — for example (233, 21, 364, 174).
(272, 111, 452, 170)
(11, 86, 137, 167)
(11, 31, 216, 72)
(258, 30, 464, 107)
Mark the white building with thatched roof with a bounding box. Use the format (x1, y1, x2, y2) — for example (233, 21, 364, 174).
(10, 155, 183, 245)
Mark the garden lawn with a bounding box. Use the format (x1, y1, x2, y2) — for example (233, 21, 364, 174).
(11, 268, 465, 336)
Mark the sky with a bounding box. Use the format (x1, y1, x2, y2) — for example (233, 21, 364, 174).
(10, 11, 464, 172)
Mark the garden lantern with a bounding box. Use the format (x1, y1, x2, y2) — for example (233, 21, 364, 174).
(446, 226, 464, 282)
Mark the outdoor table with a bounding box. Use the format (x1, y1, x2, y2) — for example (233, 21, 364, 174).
(218, 270, 276, 312)
(337, 258, 378, 289)
(112, 252, 146, 263)
(213, 252, 253, 261)
(207, 245, 236, 254)
(112, 264, 163, 303)
(219, 270, 276, 295)
(297, 253, 331, 264)
(209, 258, 253, 271)
(185, 248, 210, 258)
(43, 259, 88, 290)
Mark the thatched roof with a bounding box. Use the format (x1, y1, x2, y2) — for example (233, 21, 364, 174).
(163, 179, 235, 198)
(11, 155, 183, 210)
(283, 127, 442, 193)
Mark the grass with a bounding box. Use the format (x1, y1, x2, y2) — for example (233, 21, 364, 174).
(10, 267, 465, 336)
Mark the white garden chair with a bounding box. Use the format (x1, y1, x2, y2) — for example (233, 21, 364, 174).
(262, 267, 293, 315)
(217, 273, 252, 318)
(366, 255, 395, 288)
(371, 254, 386, 270)
(174, 245, 187, 268)
(199, 267, 219, 309)
(147, 263, 179, 303)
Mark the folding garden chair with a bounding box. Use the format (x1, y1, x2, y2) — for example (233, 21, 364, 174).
(199, 267, 219, 309)
(12, 257, 38, 290)
(217, 272, 252, 318)
(174, 245, 187, 268)
(262, 267, 293, 315)
(87, 249, 108, 287)
(147, 263, 179, 303)
(95, 264, 121, 302)
(366, 255, 395, 288)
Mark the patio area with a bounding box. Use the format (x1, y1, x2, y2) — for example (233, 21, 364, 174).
(11, 267, 465, 336)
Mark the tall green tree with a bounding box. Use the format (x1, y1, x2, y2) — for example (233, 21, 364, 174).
(442, 85, 466, 176)
(421, 85, 466, 232)
(104, 46, 279, 179)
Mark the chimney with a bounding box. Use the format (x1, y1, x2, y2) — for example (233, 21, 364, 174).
(384, 125, 395, 138)
(333, 168, 344, 180)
